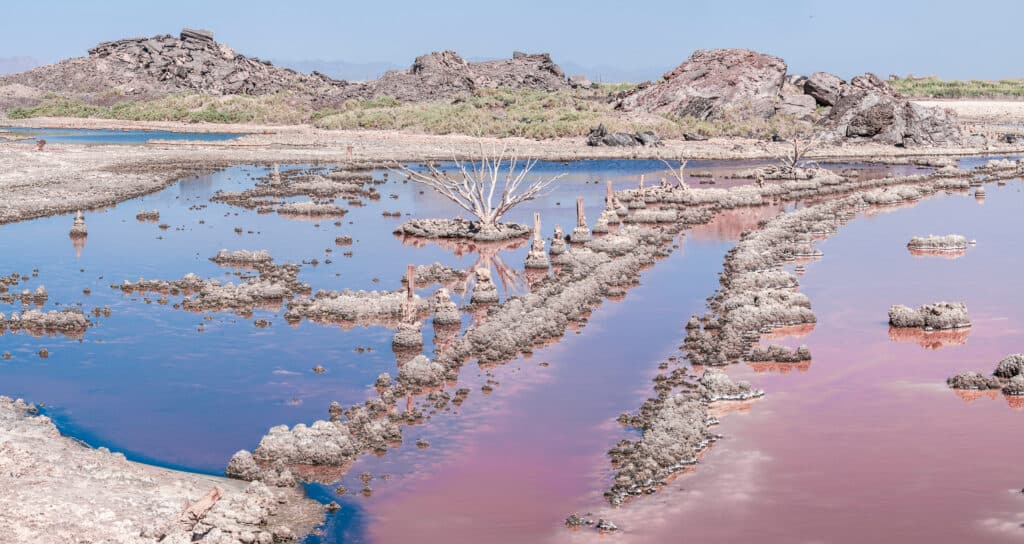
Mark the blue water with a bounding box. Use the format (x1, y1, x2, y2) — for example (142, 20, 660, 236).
(0, 157, 943, 541)
(1, 126, 246, 145)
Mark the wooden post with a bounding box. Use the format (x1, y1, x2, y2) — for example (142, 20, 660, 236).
(639, 174, 645, 189)
(576, 197, 586, 228)
(405, 264, 415, 300)
(533, 212, 542, 241)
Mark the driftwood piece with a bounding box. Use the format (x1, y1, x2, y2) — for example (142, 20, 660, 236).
(180, 486, 223, 526)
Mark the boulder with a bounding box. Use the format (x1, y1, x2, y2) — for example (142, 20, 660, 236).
(180, 28, 215, 43)
(803, 72, 845, 106)
(825, 86, 961, 146)
(617, 48, 787, 120)
(568, 74, 593, 89)
(850, 72, 896, 95)
(775, 93, 817, 118)
(586, 124, 661, 147)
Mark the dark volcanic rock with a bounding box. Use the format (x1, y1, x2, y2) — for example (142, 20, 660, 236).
(586, 124, 661, 147)
(617, 48, 787, 120)
(824, 80, 961, 146)
(803, 71, 845, 106)
(179, 28, 215, 43)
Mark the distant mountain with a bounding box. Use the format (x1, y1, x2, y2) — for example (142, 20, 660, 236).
(273, 59, 402, 82)
(0, 57, 41, 76)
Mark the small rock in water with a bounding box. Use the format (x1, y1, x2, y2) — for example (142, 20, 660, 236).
(564, 513, 587, 527)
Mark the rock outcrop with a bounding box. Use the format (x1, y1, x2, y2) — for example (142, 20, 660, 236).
(802, 71, 845, 106)
(616, 48, 960, 146)
(0, 31, 568, 106)
(586, 124, 661, 147)
(0, 29, 348, 102)
(617, 48, 787, 120)
(352, 50, 568, 102)
(824, 74, 961, 146)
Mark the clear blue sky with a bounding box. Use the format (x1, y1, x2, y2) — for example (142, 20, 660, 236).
(2, 0, 1020, 81)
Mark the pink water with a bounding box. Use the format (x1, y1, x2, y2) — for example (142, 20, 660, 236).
(340, 183, 1024, 543)
(4, 157, 1019, 543)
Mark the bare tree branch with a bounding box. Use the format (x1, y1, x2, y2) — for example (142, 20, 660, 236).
(394, 146, 565, 228)
(658, 156, 690, 188)
(775, 129, 825, 178)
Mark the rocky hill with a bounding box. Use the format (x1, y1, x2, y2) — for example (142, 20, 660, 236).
(618, 49, 787, 120)
(348, 50, 569, 102)
(0, 29, 351, 104)
(0, 29, 570, 108)
(617, 48, 961, 146)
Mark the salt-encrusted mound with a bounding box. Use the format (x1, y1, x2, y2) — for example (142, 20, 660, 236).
(888, 302, 970, 330)
(906, 234, 967, 251)
(397, 355, 447, 389)
(394, 218, 531, 241)
(948, 354, 1024, 396)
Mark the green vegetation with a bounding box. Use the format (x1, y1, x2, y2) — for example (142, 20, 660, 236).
(7, 93, 313, 124)
(890, 76, 1024, 98)
(5, 86, 805, 140)
(311, 88, 665, 138)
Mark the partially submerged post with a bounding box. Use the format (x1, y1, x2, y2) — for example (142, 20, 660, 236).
(69, 211, 87, 258)
(470, 267, 499, 304)
(431, 288, 461, 326)
(593, 181, 620, 233)
(69, 211, 87, 238)
(570, 197, 591, 242)
(402, 264, 417, 323)
(525, 212, 550, 269)
(405, 264, 415, 301)
(549, 225, 567, 255)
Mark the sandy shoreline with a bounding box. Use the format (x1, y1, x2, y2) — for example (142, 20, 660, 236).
(0, 397, 323, 543)
(3, 115, 1024, 228)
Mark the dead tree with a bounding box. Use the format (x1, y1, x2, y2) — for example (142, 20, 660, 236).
(658, 156, 689, 188)
(776, 129, 824, 177)
(395, 144, 565, 231)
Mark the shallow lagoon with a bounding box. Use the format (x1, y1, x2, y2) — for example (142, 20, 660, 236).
(1, 125, 246, 145)
(2, 158, 1021, 542)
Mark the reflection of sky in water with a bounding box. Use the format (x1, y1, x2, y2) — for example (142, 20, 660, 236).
(1, 125, 245, 145)
(4, 158, 1020, 542)
(0, 159, 737, 474)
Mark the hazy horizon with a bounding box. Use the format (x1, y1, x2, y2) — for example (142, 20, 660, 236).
(3, 0, 1023, 82)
